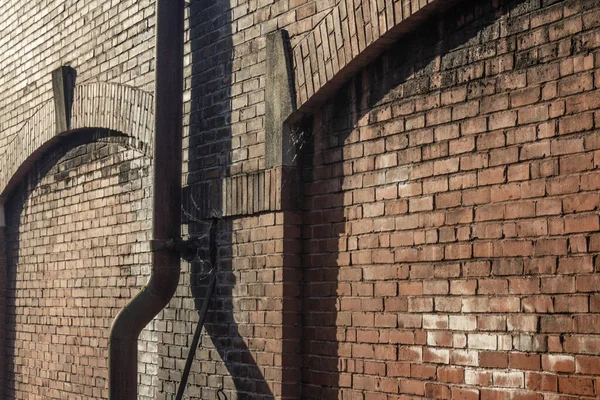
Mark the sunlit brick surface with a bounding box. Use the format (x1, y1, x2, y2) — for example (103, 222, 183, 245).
(4, 140, 155, 399)
(2, 0, 600, 399)
(302, 0, 600, 398)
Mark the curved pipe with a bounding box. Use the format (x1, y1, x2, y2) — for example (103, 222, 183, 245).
(108, 0, 184, 398)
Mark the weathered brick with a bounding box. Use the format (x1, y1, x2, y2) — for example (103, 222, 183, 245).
(4, 1, 600, 399)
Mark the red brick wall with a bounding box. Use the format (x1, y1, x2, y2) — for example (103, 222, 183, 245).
(301, 0, 600, 398)
(155, 1, 321, 398)
(157, 211, 302, 399)
(3, 138, 156, 399)
(3, 0, 600, 399)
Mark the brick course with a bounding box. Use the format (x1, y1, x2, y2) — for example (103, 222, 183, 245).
(301, 0, 600, 398)
(1, 0, 600, 399)
(4, 138, 155, 399)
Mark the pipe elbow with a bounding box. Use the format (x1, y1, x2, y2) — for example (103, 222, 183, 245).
(108, 259, 181, 400)
(110, 261, 181, 342)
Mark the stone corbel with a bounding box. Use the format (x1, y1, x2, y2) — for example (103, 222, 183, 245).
(265, 30, 297, 169)
(51, 66, 77, 134)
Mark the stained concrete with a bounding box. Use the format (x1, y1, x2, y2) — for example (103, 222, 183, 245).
(265, 30, 296, 168)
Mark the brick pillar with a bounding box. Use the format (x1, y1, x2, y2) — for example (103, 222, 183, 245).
(281, 210, 302, 399)
(264, 30, 302, 399)
(178, 168, 302, 399)
(172, 28, 303, 400)
(0, 204, 6, 399)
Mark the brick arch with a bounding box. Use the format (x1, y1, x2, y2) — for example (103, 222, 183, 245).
(2, 138, 156, 400)
(0, 82, 154, 202)
(290, 0, 461, 116)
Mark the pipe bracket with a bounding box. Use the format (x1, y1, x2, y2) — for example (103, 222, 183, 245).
(150, 238, 203, 261)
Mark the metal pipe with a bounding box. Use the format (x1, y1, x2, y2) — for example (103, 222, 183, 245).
(108, 0, 184, 398)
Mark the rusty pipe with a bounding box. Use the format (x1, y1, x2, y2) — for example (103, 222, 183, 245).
(108, 0, 184, 398)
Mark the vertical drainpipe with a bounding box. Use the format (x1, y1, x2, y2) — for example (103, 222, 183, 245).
(108, 0, 184, 398)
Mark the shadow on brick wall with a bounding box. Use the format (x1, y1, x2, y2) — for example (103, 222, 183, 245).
(299, 75, 355, 400)
(299, 0, 530, 397)
(2, 172, 23, 400)
(173, 1, 274, 399)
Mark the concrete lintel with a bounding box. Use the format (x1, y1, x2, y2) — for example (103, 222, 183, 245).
(52, 66, 77, 134)
(265, 30, 296, 169)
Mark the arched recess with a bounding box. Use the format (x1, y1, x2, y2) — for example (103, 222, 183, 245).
(266, 0, 467, 172)
(289, 0, 464, 116)
(0, 82, 154, 202)
(0, 81, 154, 399)
(295, 0, 600, 398)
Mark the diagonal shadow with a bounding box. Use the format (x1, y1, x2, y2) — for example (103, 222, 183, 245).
(165, 1, 274, 399)
(298, 0, 533, 397)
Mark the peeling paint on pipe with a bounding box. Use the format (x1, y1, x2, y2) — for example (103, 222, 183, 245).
(108, 0, 184, 398)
